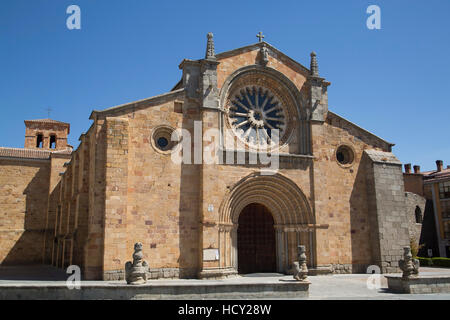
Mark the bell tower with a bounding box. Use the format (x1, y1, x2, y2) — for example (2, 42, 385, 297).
(24, 119, 70, 150)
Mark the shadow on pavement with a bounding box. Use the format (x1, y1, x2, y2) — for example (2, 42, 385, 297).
(0, 265, 67, 281)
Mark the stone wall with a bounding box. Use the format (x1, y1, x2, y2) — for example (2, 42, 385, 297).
(404, 191, 426, 246)
(310, 113, 391, 273)
(24, 121, 69, 150)
(39, 42, 410, 279)
(0, 158, 50, 265)
(43, 154, 70, 265)
(83, 121, 106, 279)
(87, 90, 202, 280)
(404, 173, 424, 197)
(364, 150, 410, 273)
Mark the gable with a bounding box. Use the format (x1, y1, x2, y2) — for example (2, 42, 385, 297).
(89, 88, 185, 120)
(326, 111, 393, 151)
(216, 42, 310, 94)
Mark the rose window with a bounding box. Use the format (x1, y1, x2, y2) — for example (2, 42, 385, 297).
(227, 86, 286, 147)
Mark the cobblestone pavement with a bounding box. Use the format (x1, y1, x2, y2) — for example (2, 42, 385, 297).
(0, 266, 449, 299)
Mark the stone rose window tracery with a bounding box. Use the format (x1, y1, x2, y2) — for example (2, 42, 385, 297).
(227, 86, 287, 147)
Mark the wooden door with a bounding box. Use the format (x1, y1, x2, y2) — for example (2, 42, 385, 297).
(238, 203, 276, 273)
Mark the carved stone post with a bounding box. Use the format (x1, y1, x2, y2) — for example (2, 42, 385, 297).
(293, 245, 308, 281)
(399, 246, 419, 279)
(125, 242, 149, 285)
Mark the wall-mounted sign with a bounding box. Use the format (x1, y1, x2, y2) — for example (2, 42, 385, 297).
(203, 248, 219, 261)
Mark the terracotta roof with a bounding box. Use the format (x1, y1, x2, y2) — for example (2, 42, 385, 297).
(0, 147, 51, 160)
(423, 168, 450, 183)
(0, 147, 72, 160)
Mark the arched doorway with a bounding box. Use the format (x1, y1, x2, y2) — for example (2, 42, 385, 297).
(218, 172, 315, 274)
(237, 203, 276, 274)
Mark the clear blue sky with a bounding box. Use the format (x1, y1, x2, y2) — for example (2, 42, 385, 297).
(0, 0, 449, 171)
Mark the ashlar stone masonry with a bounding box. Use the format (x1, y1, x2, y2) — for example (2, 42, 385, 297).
(0, 34, 420, 280)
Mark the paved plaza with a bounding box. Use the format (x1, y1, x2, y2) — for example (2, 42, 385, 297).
(0, 265, 449, 299)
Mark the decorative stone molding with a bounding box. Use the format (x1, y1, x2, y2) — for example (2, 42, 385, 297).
(335, 144, 356, 168)
(219, 65, 311, 154)
(219, 172, 313, 226)
(150, 125, 177, 154)
(223, 74, 298, 151)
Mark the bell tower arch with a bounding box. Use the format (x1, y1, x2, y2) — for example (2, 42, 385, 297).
(24, 119, 70, 150)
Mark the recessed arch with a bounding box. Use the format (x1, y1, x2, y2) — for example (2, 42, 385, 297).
(218, 172, 315, 274)
(219, 171, 313, 226)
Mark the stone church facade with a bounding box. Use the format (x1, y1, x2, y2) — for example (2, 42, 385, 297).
(0, 34, 417, 280)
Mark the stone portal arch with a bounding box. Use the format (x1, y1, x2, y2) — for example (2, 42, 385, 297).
(218, 172, 315, 273)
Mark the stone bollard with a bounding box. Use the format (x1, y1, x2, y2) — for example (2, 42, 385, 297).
(125, 242, 149, 285)
(399, 246, 419, 279)
(293, 245, 308, 281)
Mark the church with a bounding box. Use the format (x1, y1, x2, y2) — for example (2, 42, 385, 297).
(0, 33, 420, 280)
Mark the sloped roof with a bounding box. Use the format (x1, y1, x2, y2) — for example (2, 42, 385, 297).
(215, 41, 310, 75)
(89, 88, 185, 119)
(422, 167, 450, 183)
(328, 111, 394, 147)
(0, 147, 72, 160)
(364, 149, 402, 165)
(0, 147, 51, 160)
(92, 42, 310, 117)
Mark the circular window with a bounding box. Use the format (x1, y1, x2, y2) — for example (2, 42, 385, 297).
(151, 126, 176, 153)
(336, 145, 355, 166)
(226, 86, 287, 148)
(157, 137, 169, 149)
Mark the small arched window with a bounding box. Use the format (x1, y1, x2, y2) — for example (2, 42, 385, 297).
(50, 135, 57, 149)
(36, 134, 43, 148)
(415, 206, 423, 224)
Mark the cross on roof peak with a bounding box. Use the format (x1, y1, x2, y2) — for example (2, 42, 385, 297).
(45, 107, 53, 118)
(256, 31, 265, 42)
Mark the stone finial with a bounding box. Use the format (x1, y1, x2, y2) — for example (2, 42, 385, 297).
(293, 245, 308, 281)
(310, 51, 319, 77)
(259, 44, 269, 66)
(205, 32, 216, 60)
(399, 246, 419, 279)
(125, 242, 149, 285)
